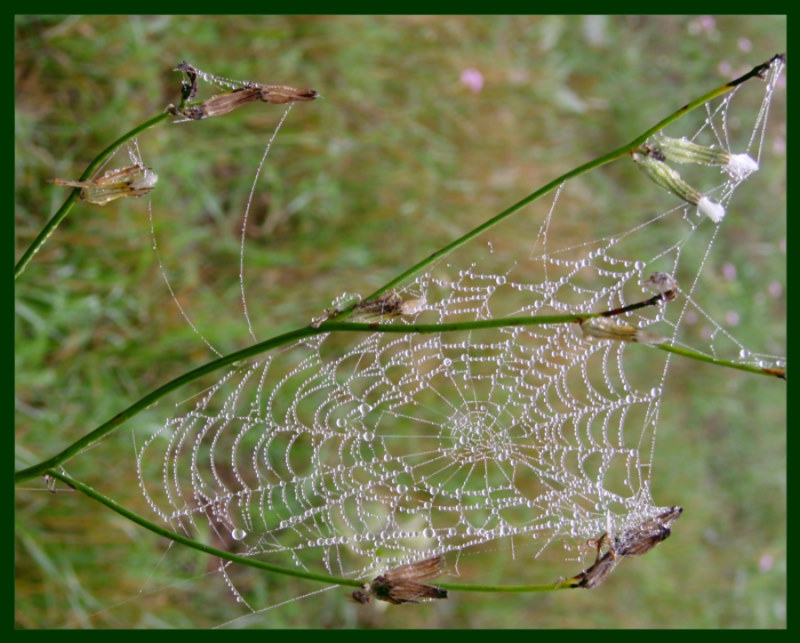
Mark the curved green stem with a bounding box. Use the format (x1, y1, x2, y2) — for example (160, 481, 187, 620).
(656, 344, 786, 380)
(42, 470, 361, 589)
(15, 324, 319, 484)
(355, 55, 785, 306)
(43, 469, 573, 594)
(14, 110, 173, 279)
(14, 307, 783, 484)
(436, 579, 575, 593)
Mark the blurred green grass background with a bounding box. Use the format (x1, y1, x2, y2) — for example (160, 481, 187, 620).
(15, 15, 785, 628)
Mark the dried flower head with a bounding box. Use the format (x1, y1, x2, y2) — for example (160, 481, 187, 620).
(349, 556, 448, 605)
(170, 81, 318, 122)
(311, 291, 425, 327)
(50, 164, 158, 206)
(645, 272, 679, 302)
(569, 506, 683, 589)
(353, 291, 427, 321)
(613, 506, 683, 558)
(579, 317, 665, 345)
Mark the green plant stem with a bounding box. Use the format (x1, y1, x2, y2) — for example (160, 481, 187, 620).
(15, 324, 318, 484)
(14, 307, 782, 484)
(14, 110, 173, 279)
(42, 470, 360, 589)
(42, 469, 574, 594)
(657, 344, 786, 379)
(354, 55, 784, 307)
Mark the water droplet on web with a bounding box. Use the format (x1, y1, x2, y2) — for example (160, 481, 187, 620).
(231, 528, 247, 540)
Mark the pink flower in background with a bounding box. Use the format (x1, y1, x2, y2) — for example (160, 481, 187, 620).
(698, 15, 716, 31)
(461, 68, 484, 93)
(722, 262, 737, 281)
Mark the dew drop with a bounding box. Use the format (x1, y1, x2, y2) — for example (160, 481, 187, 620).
(231, 528, 247, 541)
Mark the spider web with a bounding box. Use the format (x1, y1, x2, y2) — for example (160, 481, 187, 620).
(135, 57, 785, 612)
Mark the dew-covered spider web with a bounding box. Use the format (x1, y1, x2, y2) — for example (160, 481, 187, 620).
(135, 56, 785, 614)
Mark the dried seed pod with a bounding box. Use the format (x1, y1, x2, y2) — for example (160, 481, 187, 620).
(579, 317, 665, 345)
(349, 556, 448, 605)
(568, 506, 683, 589)
(613, 506, 683, 558)
(258, 85, 319, 104)
(645, 272, 679, 302)
(353, 291, 426, 321)
(50, 164, 158, 205)
(172, 83, 318, 121)
(569, 550, 619, 589)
